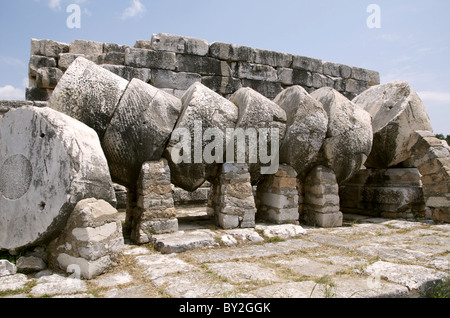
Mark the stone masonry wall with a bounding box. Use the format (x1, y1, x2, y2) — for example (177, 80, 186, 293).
(26, 33, 380, 102)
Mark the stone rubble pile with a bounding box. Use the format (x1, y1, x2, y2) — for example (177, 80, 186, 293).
(0, 35, 448, 282)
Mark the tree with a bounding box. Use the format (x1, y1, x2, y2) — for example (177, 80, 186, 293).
(435, 134, 450, 145)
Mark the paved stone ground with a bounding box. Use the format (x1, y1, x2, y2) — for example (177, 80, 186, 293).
(1, 207, 449, 299)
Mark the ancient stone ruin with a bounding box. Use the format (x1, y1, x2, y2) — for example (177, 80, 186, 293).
(0, 33, 449, 280)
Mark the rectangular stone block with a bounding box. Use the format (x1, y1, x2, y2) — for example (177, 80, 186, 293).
(232, 62, 277, 82)
(31, 39, 70, 58)
(25, 87, 52, 101)
(345, 78, 369, 94)
(29, 55, 57, 77)
(201, 76, 242, 95)
(36, 67, 63, 89)
(314, 212, 343, 228)
(241, 79, 283, 100)
(209, 42, 255, 62)
(260, 193, 298, 209)
(217, 213, 240, 230)
(257, 207, 299, 225)
(292, 55, 323, 73)
(426, 197, 449, 208)
(322, 62, 341, 77)
(277, 68, 293, 85)
(134, 40, 153, 50)
(101, 64, 152, 83)
(139, 218, 179, 239)
(152, 33, 209, 56)
(151, 69, 201, 90)
(103, 42, 129, 53)
(70, 39, 104, 56)
(253, 49, 292, 68)
(292, 69, 313, 87)
(176, 55, 226, 75)
(97, 52, 125, 66)
(125, 48, 176, 70)
(339, 64, 352, 79)
(58, 53, 84, 72)
(312, 73, 327, 88)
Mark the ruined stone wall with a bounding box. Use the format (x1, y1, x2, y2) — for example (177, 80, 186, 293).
(26, 33, 380, 102)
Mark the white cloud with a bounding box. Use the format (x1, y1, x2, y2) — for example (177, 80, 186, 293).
(0, 85, 25, 100)
(48, 0, 62, 11)
(121, 0, 146, 20)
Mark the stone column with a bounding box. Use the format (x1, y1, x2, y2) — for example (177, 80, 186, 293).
(407, 131, 450, 223)
(303, 166, 343, 228)
(48, 199, 124, 280)
(208, 163, 256, 229)
(256, 164, 299, 224)
(131, 159, 178, 244)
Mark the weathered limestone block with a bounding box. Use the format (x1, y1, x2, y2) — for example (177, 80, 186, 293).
(291, 55, 323, 73)
(0, 260, 17, 277)
(345, 79, 369, 95)
(351, 67, 380, 86)
(134, 40, 153, 50)
(303, 166, 343, 228)
(208, 163, 257, 229)
(29, 55, 57, 77)
(353, 81, 433, 168)
(253, 49, 292, 68)
(151, 69, 201, 90)
(58, 53, 84, 72)
(176, 55, 229, 76)
(173, 186, 210, 205)
(36, 67, 63, 89)
(322, 62, 341, 77)
(340, 168, 426, 219)
(201, 76, 242, 96)
(49, 199, 124, 280)
(0, 107, 116, 251)
(70, 39, 104, 56)
(292, 70, 313, 87)
(101, 64, 152, 83)
(96, 52, 126, 66)
(229, 87, 287, 184)
(209, 42, 255, 62)
(17, 256, 46, 274)
(241, 79, 283, 100)
(125, 48, 177, 70)
(130, 160, 178, 244)
(274, 86, 328, 179)
(31, 39, 69, 58)
(164, 82, 239, 192)
(232, 62, 278, 82)
(151, 33, 209, 56)
(103, 42, 129, 54)
(277, 68, 294, 85)
(25, 87, 52, 102)
(102, 78, 182, 189)
(311, 87, 373, 185)
(256, 164, 299, 224)
(48, 57, 129, 138)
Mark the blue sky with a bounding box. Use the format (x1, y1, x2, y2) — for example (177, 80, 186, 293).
(0, 0, 449, 134)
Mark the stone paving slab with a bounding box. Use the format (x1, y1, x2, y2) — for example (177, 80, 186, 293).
(0, 215, 449, 299)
